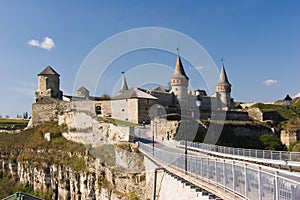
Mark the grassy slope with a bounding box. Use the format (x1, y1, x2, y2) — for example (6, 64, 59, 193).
(0, 122, 89, 198)
(0, 122, 87, 169)
(0, 118, 29, 128)
(250, 97, 300, 121)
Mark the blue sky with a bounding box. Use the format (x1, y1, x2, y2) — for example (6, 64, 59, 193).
(0, 0, 299, 118)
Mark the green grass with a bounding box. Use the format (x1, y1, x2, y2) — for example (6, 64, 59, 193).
(0, 118, 29, 128)
(98, 116, 139, 127)
(250, 98, 300, 121)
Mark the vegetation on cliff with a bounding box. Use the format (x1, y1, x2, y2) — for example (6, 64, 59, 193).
(184, 120, 287, 151)
(0, 122, 88, 198)
(250, 97, 300, 122)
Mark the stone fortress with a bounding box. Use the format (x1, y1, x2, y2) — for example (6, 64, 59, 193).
(28, 55, 250, 145)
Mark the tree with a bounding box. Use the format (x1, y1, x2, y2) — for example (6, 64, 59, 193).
(99, 94, 111, 100)
(23, 112, 28, 119)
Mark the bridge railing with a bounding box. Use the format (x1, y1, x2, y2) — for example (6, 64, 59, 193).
(179, 141, 300, 165)
(139, 142, 300, 200)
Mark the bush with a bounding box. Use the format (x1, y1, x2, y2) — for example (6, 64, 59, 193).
(288, 141, 300, 152)
(260, 134, 287, 151)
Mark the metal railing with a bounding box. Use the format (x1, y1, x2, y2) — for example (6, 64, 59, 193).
(139, 142, 300, 200)
(179, 141, 300, 167)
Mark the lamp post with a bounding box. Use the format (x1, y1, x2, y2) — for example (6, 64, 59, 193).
(152, 120, 155, 155)
(284, 94, 299, 115)
(184, 98, 201, 173)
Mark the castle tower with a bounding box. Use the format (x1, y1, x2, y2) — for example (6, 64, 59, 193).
(76, 86, 90, 99)
(170, 56, 189, 106)
(118, 74, 129, 95)
(35, 66, 63, 101)
(216, 64, 231, 110)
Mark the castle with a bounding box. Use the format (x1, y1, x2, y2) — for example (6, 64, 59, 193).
(30, 55, 248, 127)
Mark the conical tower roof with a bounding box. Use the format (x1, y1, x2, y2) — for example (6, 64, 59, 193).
(38, 66, 60, 76)
(217, 65, 231, 86)
(118, 75, 129, 94)
(171, 56, 189, 80)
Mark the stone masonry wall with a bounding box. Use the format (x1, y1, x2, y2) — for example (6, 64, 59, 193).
(31, 100, 71, 126)
(280, 129, 300, 147)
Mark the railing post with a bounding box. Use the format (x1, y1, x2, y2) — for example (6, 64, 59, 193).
(271, 151, 273, 160)
(195, 156, 198, 178)
(207, 158, 210, 183)
(232, 161, 236, 194)
(201, 157, 203, 179)
(244, 163, 248, 198)
(275, 171, 279, 200)
(223, 160, 226, 192)
(258, 167, 262, 200)
(280, 152, 282, 161)
(215, 158, 218, 186)
(256, 149, 258, 158)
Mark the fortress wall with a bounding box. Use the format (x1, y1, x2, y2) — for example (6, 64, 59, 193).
(280, 129, 299, 147)
(138, 99, 157, 124)
(95, 100, 112, 116)
(111, 99, 131, 122)
(31, 101, 71, 126)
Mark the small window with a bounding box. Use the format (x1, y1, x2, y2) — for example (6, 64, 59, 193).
(122, 109, 125, 111)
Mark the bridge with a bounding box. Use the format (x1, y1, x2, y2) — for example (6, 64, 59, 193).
(136, 128, 300, 200)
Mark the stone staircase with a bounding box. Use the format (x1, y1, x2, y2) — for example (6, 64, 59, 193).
(158, 168, 222, 200)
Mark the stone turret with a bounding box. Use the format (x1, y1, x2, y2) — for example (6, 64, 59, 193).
(76, 86, 90, 98)
(35, 66, 63, 102)
(170, 56, 189, 106)
(118, 75, 129, 95)
(216, 64, 231, 110)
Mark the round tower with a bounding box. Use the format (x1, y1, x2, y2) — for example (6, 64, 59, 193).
(170, 56, 189, 106)
(216, 64, 231, 110)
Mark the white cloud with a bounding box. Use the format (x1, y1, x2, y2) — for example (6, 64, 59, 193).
(28, 39, 40, 47)
(27, 37, 55, 51)
(263, 79, 278, 86)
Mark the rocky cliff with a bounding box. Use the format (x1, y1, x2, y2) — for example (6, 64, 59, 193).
(0, 123, 150, 200)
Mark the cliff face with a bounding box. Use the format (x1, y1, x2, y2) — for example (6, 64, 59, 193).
(0, 124, 149, 200)
(0, 144, 148, 200)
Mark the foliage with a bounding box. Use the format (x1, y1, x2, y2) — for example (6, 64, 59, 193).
(250, 98, 300, 121)
(0, 170, 19, 199)
(99, 94, 111, 100)
(90, 144, 116, 166)
(288, 141, 300, 152)
(259, 134, 287, 151)
(281, 118, 300, 130)
(128, 191, 140, 200)
(98, 116, 139, 127)
(0, 122, 87, 170)
(190, 121, 287, 150)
